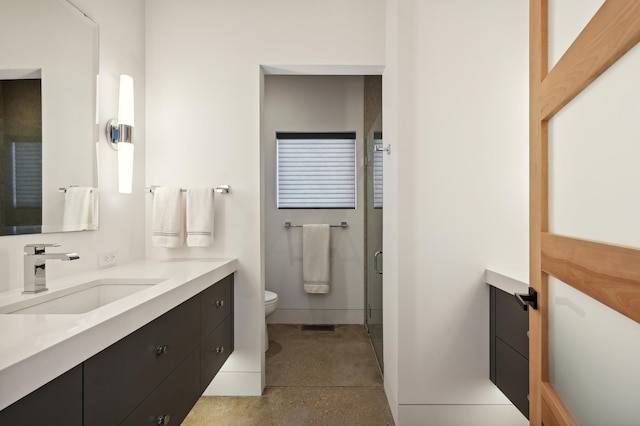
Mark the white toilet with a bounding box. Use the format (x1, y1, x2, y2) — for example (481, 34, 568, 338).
(264, 290, 279, 351)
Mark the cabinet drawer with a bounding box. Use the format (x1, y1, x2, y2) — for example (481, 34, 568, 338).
(200, 315, 232, 392)
(200, 274, 232, 338)
(84, 295, 200, 426)
(0, 365, 82, 426)
(496, 338, 529, 419)
(495, 286, 529, 358)
(120, 349, 200, 426)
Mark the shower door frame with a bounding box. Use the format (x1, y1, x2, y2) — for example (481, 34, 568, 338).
(365, 112, 384, 372)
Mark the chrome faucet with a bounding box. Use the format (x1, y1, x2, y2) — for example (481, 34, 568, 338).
(23, 244, 80, 294)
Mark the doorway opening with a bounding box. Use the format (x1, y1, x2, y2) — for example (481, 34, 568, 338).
(260, 70, 383, 373)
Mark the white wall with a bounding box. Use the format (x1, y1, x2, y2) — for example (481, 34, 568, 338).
(263, 75, 365, 325)
(0, 0, 146, 293)
(145, 0, 385, 396)
(384, 0, 530, 424)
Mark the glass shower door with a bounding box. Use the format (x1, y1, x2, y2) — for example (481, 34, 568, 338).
(366, 114, 383, 371)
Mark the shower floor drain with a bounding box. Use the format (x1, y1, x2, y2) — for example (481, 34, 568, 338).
(301, 325, 335, 331)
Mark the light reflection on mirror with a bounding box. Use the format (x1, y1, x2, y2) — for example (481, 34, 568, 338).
(0, 0, 99, 235)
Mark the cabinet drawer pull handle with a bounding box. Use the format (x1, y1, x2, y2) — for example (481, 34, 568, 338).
(156, 414, 171, 425)
(214, 300, 225, 307)
(214, 346, 225, 354)
(155, 344, 169, 355)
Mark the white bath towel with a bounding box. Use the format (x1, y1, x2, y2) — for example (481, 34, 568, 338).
(63, 187, 99, 231)
(303, 224, 330, 294)
(186, 188, 214, 247)
(152, 187, 184, 248)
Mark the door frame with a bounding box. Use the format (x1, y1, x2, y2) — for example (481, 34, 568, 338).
(529, 1, 640, 424)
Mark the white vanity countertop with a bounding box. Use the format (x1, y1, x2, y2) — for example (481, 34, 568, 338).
(0, 257, 238, 411)
(485, 269, 529, 294)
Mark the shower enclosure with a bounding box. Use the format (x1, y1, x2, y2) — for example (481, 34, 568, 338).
(365, 111, 383, 371)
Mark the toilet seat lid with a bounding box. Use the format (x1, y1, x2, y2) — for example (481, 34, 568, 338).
(265, 290, 278, 302)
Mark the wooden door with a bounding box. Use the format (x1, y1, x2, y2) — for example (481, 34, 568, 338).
(530, 1, 640, 425)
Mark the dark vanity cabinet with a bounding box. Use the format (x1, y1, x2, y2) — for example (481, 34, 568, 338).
(0, 274, 234, 426)
(489, 285, 529, 419)
(119, 350, 201, 426)
(199, 275, 234, 394)
(84, 295, 202, 425)
(0, 365, 83, 425)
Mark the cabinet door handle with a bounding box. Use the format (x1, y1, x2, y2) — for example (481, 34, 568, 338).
(155, 344, 169, 355)
(214, 300, 225, 307)
(156, 414, 171, 425)
(214, 346, 225, 354)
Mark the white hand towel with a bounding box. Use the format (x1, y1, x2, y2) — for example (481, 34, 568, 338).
(303, 224, 330, 294)
(63, 187, 99, 231)
(152, 187, 184, 248)
(186, 188, 215, 247)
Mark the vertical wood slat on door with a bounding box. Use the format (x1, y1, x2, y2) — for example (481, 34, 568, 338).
(529, 0, 547, 424)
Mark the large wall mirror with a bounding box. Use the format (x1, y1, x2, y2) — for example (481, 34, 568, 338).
(0, 0, 99, 235)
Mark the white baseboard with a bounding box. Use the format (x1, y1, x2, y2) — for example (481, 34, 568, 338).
(202, 371, 263, 396)
(267, 309, 364, 324)
(398, 404, 527, 426)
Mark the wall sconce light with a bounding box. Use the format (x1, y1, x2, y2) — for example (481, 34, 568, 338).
(105, 75, 134, 194)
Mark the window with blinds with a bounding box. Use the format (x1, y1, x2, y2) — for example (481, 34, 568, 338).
(373, 135, 383, 208)
(11, 142, 42, 208)
(276, 132, 357, 209)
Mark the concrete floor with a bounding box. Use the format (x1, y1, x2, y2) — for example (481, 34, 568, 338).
(183, 324, 395, 425)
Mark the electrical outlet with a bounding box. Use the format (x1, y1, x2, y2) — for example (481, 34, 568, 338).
(98, 251, 117, 268)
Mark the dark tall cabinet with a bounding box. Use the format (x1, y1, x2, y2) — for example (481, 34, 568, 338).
(490, 285, 529, 419)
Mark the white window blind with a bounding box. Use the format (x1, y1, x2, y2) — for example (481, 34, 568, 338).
(277, 132, 356, 209)
(12, 142, 42, 208)
(373, 136, 383, 208)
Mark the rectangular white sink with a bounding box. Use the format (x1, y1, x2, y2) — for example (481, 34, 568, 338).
(0, 278, 166, 315)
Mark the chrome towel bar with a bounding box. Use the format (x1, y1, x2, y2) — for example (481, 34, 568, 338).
(145, 185, 230, 194)
(58, 186, 94, 193)
(284, 222, 348, 229)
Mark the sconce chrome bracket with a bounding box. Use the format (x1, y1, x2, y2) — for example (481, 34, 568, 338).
(105, 119, 133, 151)
(105, 118, 120, 151)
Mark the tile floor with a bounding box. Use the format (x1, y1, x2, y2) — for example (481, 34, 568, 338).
(183, 324, 395, 425)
